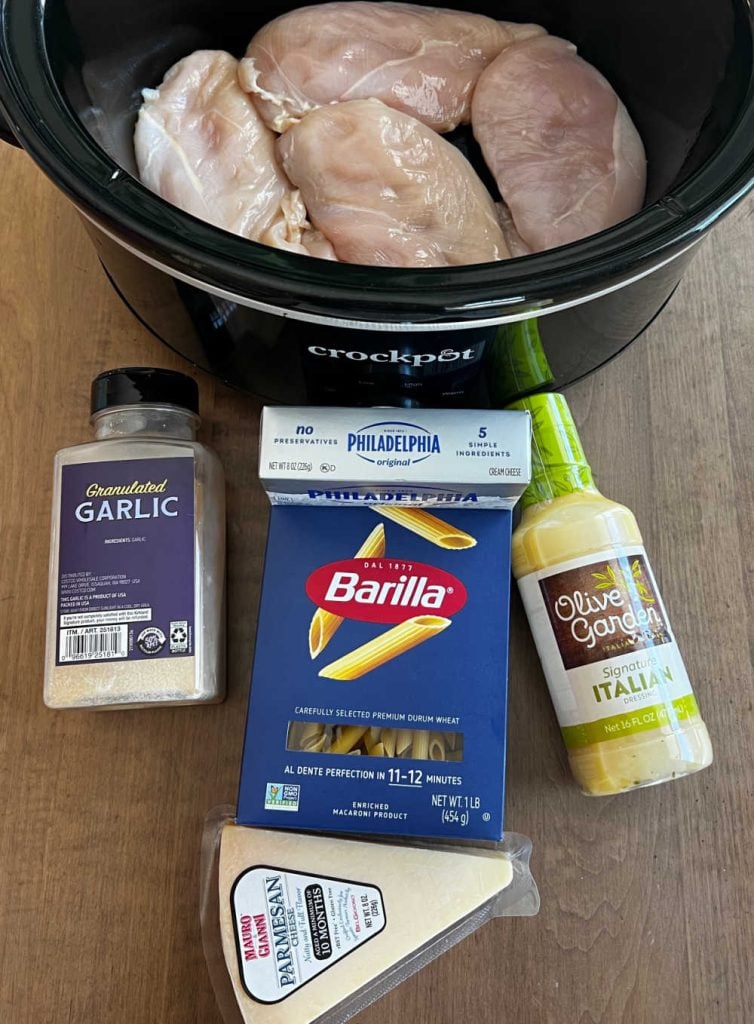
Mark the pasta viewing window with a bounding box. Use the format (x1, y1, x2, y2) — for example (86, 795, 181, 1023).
(287, 722, 464, 761)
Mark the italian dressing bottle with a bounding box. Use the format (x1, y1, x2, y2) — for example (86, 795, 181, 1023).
(510, 393, 712, 796)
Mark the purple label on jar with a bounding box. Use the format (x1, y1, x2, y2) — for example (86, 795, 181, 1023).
(56, 457, 195, 666)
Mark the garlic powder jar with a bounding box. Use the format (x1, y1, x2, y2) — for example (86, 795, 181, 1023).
(44, 368, 225, 709)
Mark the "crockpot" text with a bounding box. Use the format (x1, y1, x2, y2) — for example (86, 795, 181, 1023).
(307, 346, 477, 368)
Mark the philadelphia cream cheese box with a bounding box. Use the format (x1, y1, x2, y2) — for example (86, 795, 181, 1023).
(259, 406, 530, 508)
(237, 407, 531, 842)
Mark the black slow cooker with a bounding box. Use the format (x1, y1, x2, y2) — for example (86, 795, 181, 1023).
(1, 0, 753, 406)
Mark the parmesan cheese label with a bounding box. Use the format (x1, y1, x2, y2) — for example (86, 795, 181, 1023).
(230, 866, 386, 1003)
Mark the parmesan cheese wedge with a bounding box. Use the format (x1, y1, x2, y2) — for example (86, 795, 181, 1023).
(217, 824, 516, 1023)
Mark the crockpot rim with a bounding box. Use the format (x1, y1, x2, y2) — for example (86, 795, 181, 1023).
(1, 0, 753, 324)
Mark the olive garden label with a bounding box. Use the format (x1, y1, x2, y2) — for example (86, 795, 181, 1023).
(517, 547, 697, 749)
(538, 552, 671, 668)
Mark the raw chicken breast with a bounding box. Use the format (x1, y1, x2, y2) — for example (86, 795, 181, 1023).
(494, 203, 532, 258)
(472, 35, 647, 252)
(134, 50, 335, 258)
(240, 2, 545, 133)
(277, 99, 509, 267)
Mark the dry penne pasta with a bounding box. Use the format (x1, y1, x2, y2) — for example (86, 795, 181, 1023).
(381, 728, 397, 757)
(308, 522, 386, 658)
(298, 721, 328, 752)
(319, 616, 451, 680)
(286, 720, 463, 761)
(287, 721, 332, 752)
(411, 729, 430, 760)
(428, 732, 447, 760)
(395, 729, 413, 756)
(366, 729, 384, 754)
(374, 507, 477, 549)
(330, 724, 369, 754)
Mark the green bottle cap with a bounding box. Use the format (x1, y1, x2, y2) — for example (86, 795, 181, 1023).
(508, 392, 596, 509)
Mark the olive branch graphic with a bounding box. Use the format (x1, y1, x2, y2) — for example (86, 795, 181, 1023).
(591, 561, 655, 604)
(592, 564, 618, 589)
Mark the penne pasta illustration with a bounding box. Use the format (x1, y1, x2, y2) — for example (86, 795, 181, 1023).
(374, 507, 477, 549)
(308, 522, 386, 658)
(318, 616, 451, 680)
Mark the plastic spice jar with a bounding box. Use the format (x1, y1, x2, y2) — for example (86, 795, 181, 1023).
(44, 367, 225, 709)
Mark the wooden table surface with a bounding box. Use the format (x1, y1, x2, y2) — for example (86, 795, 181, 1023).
(1, 140, 752, 1024)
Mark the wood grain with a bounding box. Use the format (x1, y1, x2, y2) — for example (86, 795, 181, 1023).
(1, 141, 752, 1024)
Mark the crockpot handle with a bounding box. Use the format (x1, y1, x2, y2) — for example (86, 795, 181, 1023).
(0, 109, 21, 147)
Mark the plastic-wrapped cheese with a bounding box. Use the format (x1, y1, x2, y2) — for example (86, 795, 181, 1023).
(207, 822, 538, 1024)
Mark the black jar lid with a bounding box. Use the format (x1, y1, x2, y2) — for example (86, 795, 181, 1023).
(91, 367, 199, 415)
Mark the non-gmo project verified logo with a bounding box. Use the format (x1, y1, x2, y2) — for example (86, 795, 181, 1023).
(264, 783, 300, 812)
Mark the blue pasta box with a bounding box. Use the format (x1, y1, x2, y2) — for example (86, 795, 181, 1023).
(237, 408, 531, 842)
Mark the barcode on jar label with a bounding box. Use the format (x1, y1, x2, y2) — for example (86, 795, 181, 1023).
(58, 624, 128, 663)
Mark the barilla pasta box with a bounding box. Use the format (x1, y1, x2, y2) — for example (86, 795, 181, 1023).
(237, 408, 531, 841)
(258, 407, 530, 508)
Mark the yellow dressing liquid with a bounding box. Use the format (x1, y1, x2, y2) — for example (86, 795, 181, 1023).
(509, 394, 712, 797)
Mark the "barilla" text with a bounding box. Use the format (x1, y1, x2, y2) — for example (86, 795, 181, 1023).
(325, 571, 447, 608)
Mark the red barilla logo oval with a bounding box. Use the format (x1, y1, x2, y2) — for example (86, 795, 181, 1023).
(306, 559, 467, 624)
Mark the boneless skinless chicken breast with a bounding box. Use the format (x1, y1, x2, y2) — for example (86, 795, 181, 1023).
(239, 1, 545, 132)
(277, 98, 509, 267)
(134, 50, 335, 258)
(472, 35, 647, 253)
